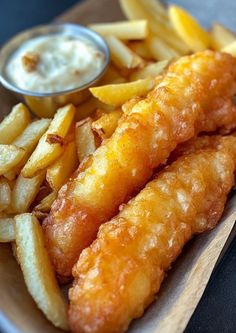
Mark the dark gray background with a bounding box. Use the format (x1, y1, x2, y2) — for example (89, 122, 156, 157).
(0, 0, 236, 332)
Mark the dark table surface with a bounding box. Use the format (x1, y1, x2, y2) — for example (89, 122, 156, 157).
(0, 0, 236, 332)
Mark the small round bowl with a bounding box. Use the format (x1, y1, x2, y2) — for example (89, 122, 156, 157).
(0, 23, 110, 118)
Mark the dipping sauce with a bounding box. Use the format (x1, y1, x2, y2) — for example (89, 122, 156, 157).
(5, 34, 105, 93)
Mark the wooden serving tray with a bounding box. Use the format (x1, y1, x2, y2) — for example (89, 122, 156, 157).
(0, 1, 236, 333)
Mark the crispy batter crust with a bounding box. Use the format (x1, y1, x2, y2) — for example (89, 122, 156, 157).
(69, 135, 236, 333)
(43, 51, 236, 279)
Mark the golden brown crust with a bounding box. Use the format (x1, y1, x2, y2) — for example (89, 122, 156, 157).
(68, 135, 236, 333)
(43, 51, 236, 280)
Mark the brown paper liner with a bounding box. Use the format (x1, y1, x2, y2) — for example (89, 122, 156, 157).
(0, 2, 235, 331)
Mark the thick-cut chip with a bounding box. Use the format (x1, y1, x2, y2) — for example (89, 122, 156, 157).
(211, 23, 236, 50)
(14, 214, 68, 330)
(106, 35, 143, 69)
(0, 177, 11, 211)
(90, 20, 148, 40)
(128, 41, 154, 60)
(46, 140, 78, 191)
(100, 66, 126, 85)
(120, 0, 167, 21)
(223, 41, 236, 57)
(139, 0, 183, 42)
(153, 26, 190, 55)
(34, 191, 57, 213)
(90, 78, 155, 106)
(0, 104, 31, 144)
(76, 97, 115, 121)
(139, 0, 168, 21)
(75, 118, 98, 163)
(92, 110, 123, 140)
(130, 60, 168, 80)
(120, 0, 190, 54)
(13, 118, 51, 153)
(0, 217, 15, 242)
(146, 35, 180, 60)
(22, 105, 75, 178)
(169, 5, 210, 52)
(4, 119, 51, 180)
(141, 0, 168, 17)
(11, 172, 45, 213)
(75, 97, 99, 121)
(0, 145, 25, 175)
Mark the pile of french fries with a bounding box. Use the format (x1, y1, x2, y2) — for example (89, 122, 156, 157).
(0, 0, 236, 331)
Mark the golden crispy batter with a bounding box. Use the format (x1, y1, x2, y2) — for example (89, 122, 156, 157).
(69, 135, 236, 333)
(169, 133, 236, 162)
(43, 51, 236, 280)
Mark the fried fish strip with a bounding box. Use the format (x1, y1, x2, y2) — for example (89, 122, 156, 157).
(69, 135, 236, 333)
(43, 51, 236, 279)
(169, 133, 236, 162)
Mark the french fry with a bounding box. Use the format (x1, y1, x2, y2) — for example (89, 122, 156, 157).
(100, 65, 126, 85)
(120, 0, 153, 20)
(46, 140, 78, 191)
(90, 78, 155, 106)
(0, 177, 11, 211)
(119, 0, 190, 54)
(76, 97, 99, 121)
(169, 5, 210, 52)
(76, 96, 115, 122)
(92, 110, 123, 140)
(22, 105, 75, 178)
(152, 25, 190, 55)
(105, 35, 144, 69)
(139, 0, 191, 54)
(0, 145, 25, 175)
(76, 118, 98, 163)
(34, 191, 57, 213)
(128, 41, 154, 60)
(146, 35, 180, 61)
(211, 23, 236, 50)
(4, 119, 51, 180)
(11, 172, 45, 213)
(139, 0, 168, 22)
(222, 40, 236, 57)
(90, 20, 148, 40)
(0, 103, 31, 144)
(130, 60, 168, 80)
(0, 217, 15, 242)
(138, 0, 174, 35)
(13, 118, 51, 153)
(14, 214, 68, 330)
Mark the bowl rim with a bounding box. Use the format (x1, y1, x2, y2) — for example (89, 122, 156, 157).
(0, 23, 110, 97)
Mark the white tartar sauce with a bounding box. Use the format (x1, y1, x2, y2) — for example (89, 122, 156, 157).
(6, 34, 105, 93)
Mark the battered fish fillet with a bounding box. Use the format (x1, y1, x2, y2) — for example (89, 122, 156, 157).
(43, 51, 236, 279)
(69, 135, 236, 333)
(169, 133, 236, 162)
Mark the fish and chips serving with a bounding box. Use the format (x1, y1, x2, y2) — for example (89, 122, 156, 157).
(0, 0, 236, 332)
